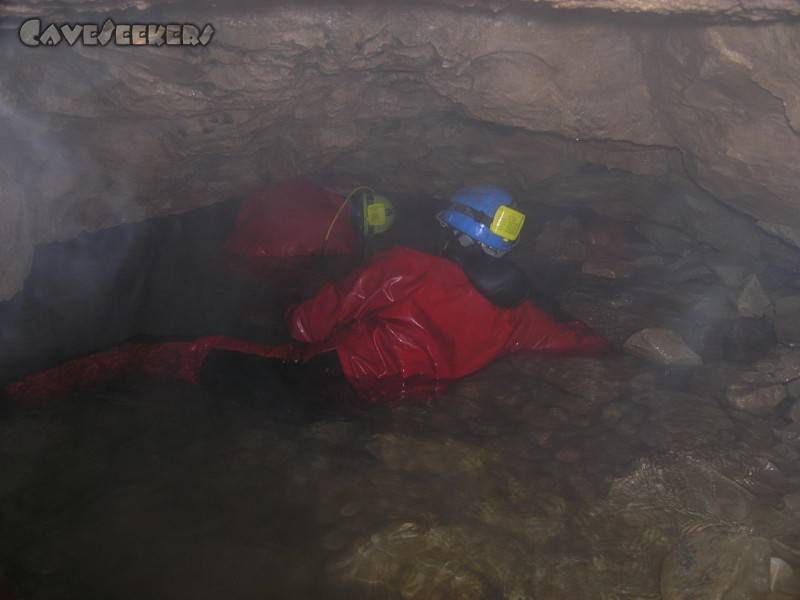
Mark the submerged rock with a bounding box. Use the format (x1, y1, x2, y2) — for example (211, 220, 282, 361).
(366, 433, 493, 473)
(660, 532, 771, 600)
(772, 534, 800, 569)
(775, 349, 800, 383)
(725, 382, 787, 416)
(515, 357, 624, 406)
(770, 557, 799, 596)
(623, 328, 703, 366)
(332, 522, 487, 600)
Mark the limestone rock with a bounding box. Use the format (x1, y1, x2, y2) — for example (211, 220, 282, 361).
(758, 221, 800, 248)
(703, 252, 765, 288)
(333, 522, 487, 600)
(774, 296, 800, 345)
(531, 0, 800, 20)
(5, 0, 800, 21)
(642, 23, 800, 232)
(735, 273, 772, 318)
(623, 328, 703, 366)
(772, 534, 800, 569)
(634, 223, 696, 255)
(518, 358, 623, 404)
(585, 222, 632, 259)
(790, 399, 800, 423)
(774, 349, 800, 383)
(631, 255, 665, 267)
(580, 259, 633, 279)
(366, 433, 492, 473)
(535, 217, 587, 261)
(663, 261, 713, 283)
(648, 192, 763, 257)
(723, 318, 777, 363)
(770, 557, 799, 596)
(424, 13, 670, 145)
(725, 382, 787, 416)
(660, 533, 771, 600)
(0, 161, 33, 301)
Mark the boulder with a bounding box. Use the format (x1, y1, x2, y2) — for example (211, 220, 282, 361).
(734, 274, 772, 318)
(623, 328, 703, 366)
(725, 382, 787, 416)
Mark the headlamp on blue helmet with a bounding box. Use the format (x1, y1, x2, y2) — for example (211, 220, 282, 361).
(436, 185, 526, 256)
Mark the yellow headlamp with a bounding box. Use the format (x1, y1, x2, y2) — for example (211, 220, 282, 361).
(321, 185, 395, 254)
(365, 202, 387, 227)
(490, 205, 526, 242)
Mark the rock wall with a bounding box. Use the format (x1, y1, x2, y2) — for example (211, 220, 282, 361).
(1, 1, 800, 300)
(642, 23, 800, 233)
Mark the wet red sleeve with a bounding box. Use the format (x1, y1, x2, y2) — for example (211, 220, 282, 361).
(517, 304, 614, 357)
(286, 255, 404, 344)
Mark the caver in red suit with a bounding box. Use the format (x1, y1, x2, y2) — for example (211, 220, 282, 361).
(3, 185, 611, 406)
(280, 245, 611, 402)
(223, 179, 358, 257)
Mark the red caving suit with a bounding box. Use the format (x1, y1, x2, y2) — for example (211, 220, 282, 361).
(4, 247, 611, 404)
(282, 247, 612, 402)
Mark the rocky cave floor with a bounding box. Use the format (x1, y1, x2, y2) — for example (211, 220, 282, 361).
(2, 174, 800, 599)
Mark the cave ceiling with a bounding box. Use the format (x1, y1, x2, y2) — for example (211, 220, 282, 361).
(1, 0, 799, 299)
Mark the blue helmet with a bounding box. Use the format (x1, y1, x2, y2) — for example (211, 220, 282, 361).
(437, 185, 526, 255)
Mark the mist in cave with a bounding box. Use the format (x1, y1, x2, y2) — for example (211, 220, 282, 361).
(1, 1, 800, 598)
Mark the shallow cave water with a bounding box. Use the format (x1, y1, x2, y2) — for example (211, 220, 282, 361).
(1, 169, 800, 600)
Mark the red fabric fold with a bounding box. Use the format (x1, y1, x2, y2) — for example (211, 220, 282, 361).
(222, 180, 357, 257)
(4, 336, 293, 404)
(286, 247, 612, 402)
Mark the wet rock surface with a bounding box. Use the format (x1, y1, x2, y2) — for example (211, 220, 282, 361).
(623, 327, 704, 366)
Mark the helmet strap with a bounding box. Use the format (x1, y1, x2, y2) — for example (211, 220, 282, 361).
(445, 202, 494, 228)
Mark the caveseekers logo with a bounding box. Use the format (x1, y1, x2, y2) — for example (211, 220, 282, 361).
(19, 18, 214, 47)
